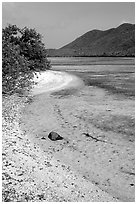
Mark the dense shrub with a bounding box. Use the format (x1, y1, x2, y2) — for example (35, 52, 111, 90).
(2, 24, 51, 94)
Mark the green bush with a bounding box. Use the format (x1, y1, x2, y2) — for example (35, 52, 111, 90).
(2, 24, 51, 94)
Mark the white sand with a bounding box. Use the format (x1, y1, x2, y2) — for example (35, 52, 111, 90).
(32, 71, 75, 95)
(2, 95, 118, 202)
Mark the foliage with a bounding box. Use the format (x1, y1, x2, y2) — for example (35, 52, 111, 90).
(2, 24, 51, 94)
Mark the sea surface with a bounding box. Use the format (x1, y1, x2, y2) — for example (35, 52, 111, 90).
(48, 57, 135, 73)
(48, 57, 135, 98)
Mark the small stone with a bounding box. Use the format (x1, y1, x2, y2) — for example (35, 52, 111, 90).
(108, 159, 112, 162)
(41, 137, 46, 140)
(48, 131, 64, 141)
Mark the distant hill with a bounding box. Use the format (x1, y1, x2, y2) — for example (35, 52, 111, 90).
(47, 23, 135, 57)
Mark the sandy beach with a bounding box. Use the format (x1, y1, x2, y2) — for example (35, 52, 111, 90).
(31, 70, 82, 95)
(2, 1, 135, 202)
(2, 70, 134, 202)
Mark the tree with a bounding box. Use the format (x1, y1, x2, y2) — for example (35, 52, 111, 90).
(19, 27, 50, 71)
(2, 24, 51, 94)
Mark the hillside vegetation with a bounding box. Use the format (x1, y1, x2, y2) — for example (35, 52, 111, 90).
(47, 23, 135, 57)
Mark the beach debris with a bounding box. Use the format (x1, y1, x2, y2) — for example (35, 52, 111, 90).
(48, 131, 64, 141)
(83, 133, 108, 143)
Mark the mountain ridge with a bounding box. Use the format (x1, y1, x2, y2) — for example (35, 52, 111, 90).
(47, 23, 135, 57)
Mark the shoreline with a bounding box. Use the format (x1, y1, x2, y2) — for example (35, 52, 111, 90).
(2, 67, 134, 201)
(31, 70, 81, 95)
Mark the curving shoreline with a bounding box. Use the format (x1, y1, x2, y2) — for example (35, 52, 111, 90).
(2, 69, 134, 201)
(31, 70, 81, 95)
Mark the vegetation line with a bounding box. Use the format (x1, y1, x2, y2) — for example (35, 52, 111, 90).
(2, 24, 51, 95)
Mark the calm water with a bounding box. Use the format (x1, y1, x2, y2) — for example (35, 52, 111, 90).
(48, 57, 135, 73)
(48, 57, 135, 65)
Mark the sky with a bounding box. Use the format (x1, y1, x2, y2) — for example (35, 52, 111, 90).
(2, 2, 135, 49)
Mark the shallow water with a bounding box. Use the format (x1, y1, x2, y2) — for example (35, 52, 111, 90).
(48, 57, 135, 77)
(48, 57, 135, 66)
(48, 57, 135, 98)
